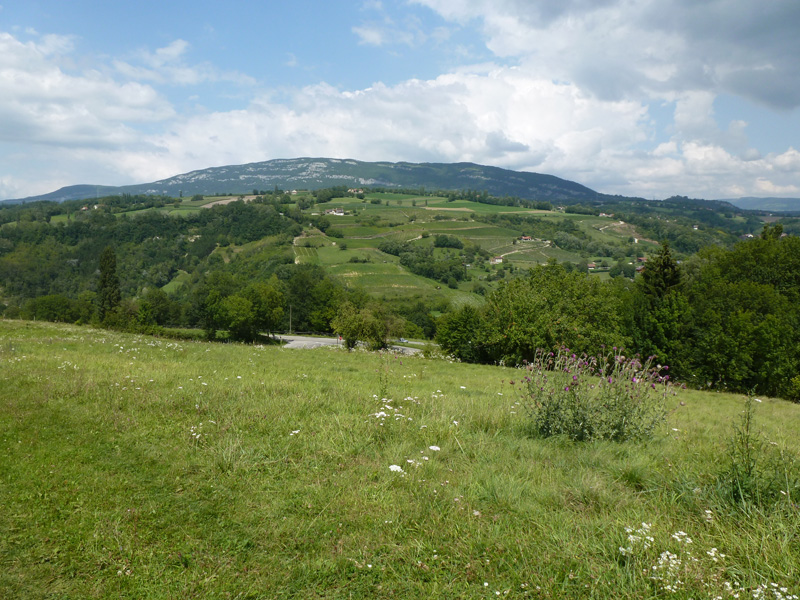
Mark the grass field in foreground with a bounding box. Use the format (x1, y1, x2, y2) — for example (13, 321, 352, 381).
(1, 320, 798, 599)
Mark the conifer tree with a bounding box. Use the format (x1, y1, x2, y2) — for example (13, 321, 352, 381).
(641, 241, 681, 299)
(97, 246, 121, 322)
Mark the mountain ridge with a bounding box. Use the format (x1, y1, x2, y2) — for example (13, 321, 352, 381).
(1, 157, 796, 212)
(0, 158, 608, 204)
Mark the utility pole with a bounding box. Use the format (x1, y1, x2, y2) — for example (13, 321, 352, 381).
(289, 305, 292, 334)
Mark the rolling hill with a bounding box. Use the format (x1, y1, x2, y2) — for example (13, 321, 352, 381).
(2, 158, 605, 204)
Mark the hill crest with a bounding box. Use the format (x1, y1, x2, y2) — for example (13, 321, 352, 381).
(3, 158, 601, 204)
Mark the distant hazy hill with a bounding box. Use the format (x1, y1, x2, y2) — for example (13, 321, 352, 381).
(3, 184, 124, 204)
(2, 158, 603, 204)
(722, 197, 800, 213)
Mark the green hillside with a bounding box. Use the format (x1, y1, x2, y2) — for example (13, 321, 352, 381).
(3, 187, 799, 400)
(1, 320, 798, 598)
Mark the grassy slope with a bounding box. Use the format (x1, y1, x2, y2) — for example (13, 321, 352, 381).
(1, 320, 798, 599)
(305, 194, 640, 302)
(156, 193, 651, 301)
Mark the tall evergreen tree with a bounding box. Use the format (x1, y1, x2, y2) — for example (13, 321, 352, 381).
(641, 241, 681, 299)
(97, 246, 121, 322)
(631, 241, 689, 371)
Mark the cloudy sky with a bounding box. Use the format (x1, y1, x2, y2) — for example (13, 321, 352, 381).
(2, 0, 799, 200)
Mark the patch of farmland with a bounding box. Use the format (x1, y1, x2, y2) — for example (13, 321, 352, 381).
(161, 270, 191, 294)
(327, 261, 477, 304)
(293, 246, 319, 264)
(316, 246, 386, 265)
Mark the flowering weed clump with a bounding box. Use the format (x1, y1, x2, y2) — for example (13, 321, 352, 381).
(518, 347, 670, 442)
(619, 521, 798, 598)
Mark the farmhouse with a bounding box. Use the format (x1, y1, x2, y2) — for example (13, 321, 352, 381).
(325, 208, 345, 216)
(490, 256, 503, 265)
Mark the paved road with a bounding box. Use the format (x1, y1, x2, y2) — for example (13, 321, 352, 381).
(278, 335, 421, 354)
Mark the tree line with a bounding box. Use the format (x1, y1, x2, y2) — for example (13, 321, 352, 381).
(436, 226, 800, 400)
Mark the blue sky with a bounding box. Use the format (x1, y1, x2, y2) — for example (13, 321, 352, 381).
(2, 0, 799, 200)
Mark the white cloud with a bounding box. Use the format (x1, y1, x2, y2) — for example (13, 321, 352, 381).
(0, 31, 173, 150)
(352, 25, 387, 46)
(3, 4, 800, 202)
(414, 0, 800, 108)
(113, 39, 255, 86)
(132, 66, 647, 185)
(353, 3, 452, 49)
(10, 53, 796, 201)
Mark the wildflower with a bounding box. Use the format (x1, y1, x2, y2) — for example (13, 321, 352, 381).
(429, 445, 440, 451)
(389, 465, 404, 473)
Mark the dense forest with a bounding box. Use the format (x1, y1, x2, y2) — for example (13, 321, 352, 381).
(1, 191, 798, 401)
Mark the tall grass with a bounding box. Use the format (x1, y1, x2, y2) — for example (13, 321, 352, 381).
(1, 320, 798, 598)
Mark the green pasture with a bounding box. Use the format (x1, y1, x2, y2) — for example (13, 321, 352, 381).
(293, 246, 320, 264)
(1, 320, 798, 598)
(505, 245, 582, 264)
(363, 192, 427, 202)
(316, 246, 388, 265)
(161, 270, 192, 294)
(326, 261, 473, 303)
(167, 206, 202, 216)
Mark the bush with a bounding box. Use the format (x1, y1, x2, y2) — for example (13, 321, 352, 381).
(518, 348, 669, 442)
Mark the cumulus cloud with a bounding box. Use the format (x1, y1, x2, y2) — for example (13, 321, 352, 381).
(8, 51, 797, 200)
(414, 0, 800, 109)
(133, 66, 646, 183)
(0, 31, 173, 149)
(3, 3, 800, 202)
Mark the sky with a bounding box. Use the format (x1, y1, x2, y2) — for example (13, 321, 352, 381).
(2, 0, 800, 201)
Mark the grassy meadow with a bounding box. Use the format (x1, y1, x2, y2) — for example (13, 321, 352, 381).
(1, 320, 798, 598)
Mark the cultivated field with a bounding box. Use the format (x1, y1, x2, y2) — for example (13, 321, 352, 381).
(1, 320, 798, 598)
